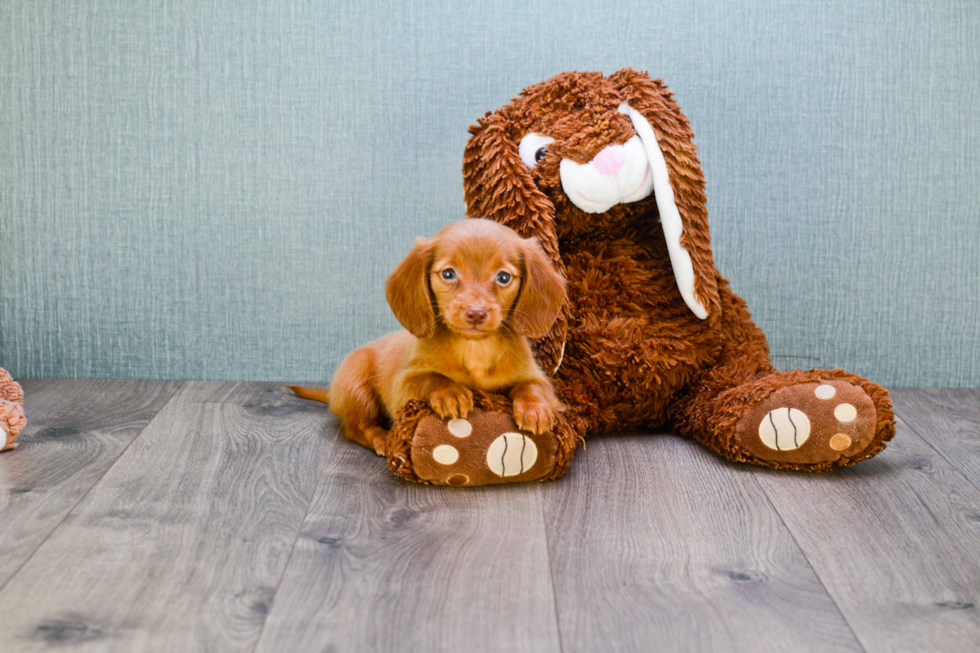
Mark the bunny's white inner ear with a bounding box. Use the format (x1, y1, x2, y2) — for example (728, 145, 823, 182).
(618, 102, 708, 319)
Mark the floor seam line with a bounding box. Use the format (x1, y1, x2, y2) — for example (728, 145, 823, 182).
(751, 473, 869, 653)
(249, 421, 337, 653)
(0, 380, 186, 595)
(540, 485, 566, 653)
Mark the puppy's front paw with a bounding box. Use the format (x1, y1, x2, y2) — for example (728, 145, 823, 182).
(512, 398, 555, 435)
(428, 385, 474, 420)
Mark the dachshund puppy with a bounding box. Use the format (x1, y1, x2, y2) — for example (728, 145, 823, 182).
(289, 219, 566, 456)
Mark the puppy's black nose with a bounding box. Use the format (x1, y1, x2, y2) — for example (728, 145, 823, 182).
(465, 306, 488, 325)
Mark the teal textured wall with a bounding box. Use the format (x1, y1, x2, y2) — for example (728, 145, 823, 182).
(1, 0, 978, 386)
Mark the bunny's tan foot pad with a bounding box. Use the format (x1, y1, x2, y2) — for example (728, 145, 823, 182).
(387, 397, 578, 486)
(734, 381, 878, 468)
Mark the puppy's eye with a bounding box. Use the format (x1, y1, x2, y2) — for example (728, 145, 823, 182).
(440, 268, 457, 281)
(518, 133, 556, 169)
(496, 271, 512, 285)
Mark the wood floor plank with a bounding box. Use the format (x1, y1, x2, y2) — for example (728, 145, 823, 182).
(254, 447, 562, 653)
(890, 388, 980, 490)
(0, 382, 335, 652)
(754, 415, 980, 652)
(543, 432, 861, 653)
(0, 379, 182, 589)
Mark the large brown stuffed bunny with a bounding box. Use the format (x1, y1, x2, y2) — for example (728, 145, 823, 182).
(0, 368, 26, 452)
(387, 69, 893, 486)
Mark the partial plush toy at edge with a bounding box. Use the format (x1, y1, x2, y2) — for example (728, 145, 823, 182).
(0, 368, 26, 452)
(387, 69, 893, 483)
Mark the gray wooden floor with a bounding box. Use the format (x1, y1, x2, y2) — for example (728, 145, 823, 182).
(0, 382, 977, 652)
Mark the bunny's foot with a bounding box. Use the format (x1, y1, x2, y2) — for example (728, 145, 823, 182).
(730, 374, 893, 470)
(387, 394, 579, 486)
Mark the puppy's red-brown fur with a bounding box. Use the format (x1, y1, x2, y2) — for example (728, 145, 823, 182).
(290, 219, 565, 455)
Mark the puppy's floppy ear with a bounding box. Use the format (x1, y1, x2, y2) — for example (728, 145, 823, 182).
(608, 68, 720, 319)
(385, 237, 437, 338)
(513, 237, 567, 338)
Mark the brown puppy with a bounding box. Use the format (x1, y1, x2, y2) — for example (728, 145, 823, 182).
(289, 219, 566, 456)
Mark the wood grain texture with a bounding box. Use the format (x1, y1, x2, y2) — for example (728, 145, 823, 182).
(754, 412, 980, 652)
(255, 447, 561, 653)
(543, 432, 861, 653)
(0, 379, 182, 589)
(891, 389, 980, 491)
(1, 382, 978, 652)
(0, 382, 335, 652)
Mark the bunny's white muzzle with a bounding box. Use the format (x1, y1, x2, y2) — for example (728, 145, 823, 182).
(558, 135, 654, 214)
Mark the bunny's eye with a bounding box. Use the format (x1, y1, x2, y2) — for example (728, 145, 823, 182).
(518, 133, 556, 169)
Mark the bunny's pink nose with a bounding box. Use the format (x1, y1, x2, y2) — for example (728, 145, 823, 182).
(592, 145, 626, 177)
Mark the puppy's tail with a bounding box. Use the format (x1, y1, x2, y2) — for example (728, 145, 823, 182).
(284, 385, 331, 404)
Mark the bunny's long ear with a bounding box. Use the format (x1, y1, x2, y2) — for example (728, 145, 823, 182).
(463, 109, 562, 272)
(463, 109, 568, 374)
(609, 68, 720, 319)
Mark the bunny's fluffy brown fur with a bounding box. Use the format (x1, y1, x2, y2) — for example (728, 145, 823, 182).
(291, 219, 565, 455)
